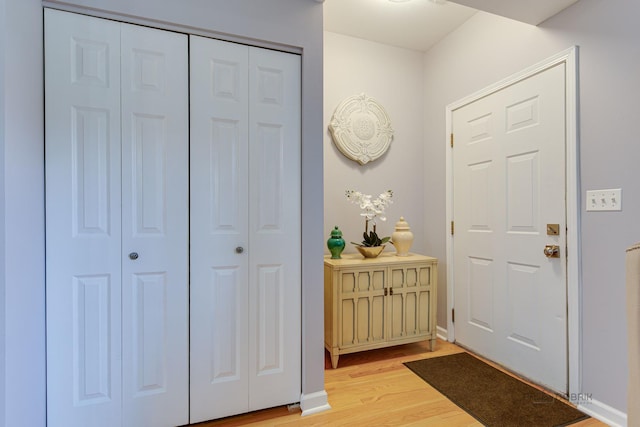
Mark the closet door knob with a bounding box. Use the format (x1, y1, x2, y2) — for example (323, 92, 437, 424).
(235, 246, 244, 254)
(129, 252, 139, 260)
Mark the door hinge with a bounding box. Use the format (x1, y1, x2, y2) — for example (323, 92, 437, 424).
(450, 133, 454, 148)
(452, 308, 455, 323)
(451, 221, 454, 235)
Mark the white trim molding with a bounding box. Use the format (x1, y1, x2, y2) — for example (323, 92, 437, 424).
(578, 397, 627, 427)
(437, 325, 448, 341)
(300, 390, 331, 416)
(445, 46, 581, 396)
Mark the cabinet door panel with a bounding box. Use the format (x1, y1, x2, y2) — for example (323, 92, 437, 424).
(357, 297, 371, 342)
(339, 269, 387, 347)
(370, 294, 386, 341)
(390, 292, 406, 339)
(341, 299, 355, 346)
(389, 264, 433, 341)
(419, 288, 432, 333)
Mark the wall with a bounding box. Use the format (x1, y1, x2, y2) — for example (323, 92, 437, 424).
(1, 1, 46, 426)
(422, 0, 639, 420)
(1, 0, 325, 425)
(0, 1, 6, 422)
(324, 32, 425, 257)
(324, 0, 635, 421)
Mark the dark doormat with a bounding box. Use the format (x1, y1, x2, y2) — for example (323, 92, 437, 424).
(404, 352, 589, 427)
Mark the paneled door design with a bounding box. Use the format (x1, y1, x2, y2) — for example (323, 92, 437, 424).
(45, 9, 189, 427)
(452, 63, 567, 392)
(189, 36, 301, 423)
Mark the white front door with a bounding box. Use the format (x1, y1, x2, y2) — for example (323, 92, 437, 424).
(452, 62, 567, 392)
(45, 9, 189, 427)
(189, 36, 301, 423)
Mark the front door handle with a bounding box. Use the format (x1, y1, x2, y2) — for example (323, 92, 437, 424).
(543, 245, 560, 258)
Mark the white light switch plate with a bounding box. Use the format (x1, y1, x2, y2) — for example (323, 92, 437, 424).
(586, 188, 622, 211)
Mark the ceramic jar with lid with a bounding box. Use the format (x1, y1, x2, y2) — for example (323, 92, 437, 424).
(391, 216, 414, 256)
(327, 226, 346, 259)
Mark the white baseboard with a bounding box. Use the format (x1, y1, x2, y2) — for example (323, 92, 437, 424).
(300, 390, 331, 417)
(578, 397, 627, 427)
(436, 325, 627, 426)
(437, 325, 448, 341)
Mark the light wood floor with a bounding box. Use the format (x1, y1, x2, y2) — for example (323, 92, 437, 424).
(193, 340, 605, 426)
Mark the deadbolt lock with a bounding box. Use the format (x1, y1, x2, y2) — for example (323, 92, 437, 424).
(546, 224, 560, 236)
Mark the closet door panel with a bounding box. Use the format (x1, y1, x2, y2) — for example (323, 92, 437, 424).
(47, 10, 189, 427)
(45, 9, 122, 427)
(248, 47, 301, 410)
(189, 36, 250, 423)
(120, 24, 189, 427)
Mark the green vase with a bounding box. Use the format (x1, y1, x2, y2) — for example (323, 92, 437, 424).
(327, 226, 345, 259)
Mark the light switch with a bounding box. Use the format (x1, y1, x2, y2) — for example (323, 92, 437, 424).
(585, 188, 622, 211)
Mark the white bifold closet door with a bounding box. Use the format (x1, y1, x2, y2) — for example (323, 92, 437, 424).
(189, 36, 302, 423)
(45, 9, 189, 427)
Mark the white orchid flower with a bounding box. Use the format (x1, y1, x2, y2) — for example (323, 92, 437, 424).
(345, 189, 394, 246)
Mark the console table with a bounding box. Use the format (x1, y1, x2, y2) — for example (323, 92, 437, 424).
(324, 252, 438, 368)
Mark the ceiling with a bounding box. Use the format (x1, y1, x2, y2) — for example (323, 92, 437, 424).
(323, 0, 581, 52)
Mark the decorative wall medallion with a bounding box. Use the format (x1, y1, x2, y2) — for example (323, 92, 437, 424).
(329, 93, 393, 165)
